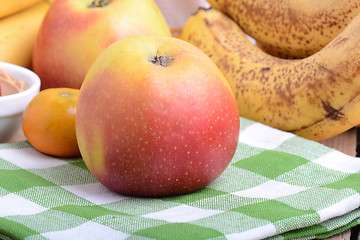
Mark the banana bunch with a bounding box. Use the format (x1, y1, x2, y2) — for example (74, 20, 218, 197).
(0, 1, 50, 69)
(207, 0, 360, 59)
(181, 8, 360, 141)
(0, 0, 43, 18)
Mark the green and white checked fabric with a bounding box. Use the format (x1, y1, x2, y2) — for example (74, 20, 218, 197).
(0, 117, 360, 240)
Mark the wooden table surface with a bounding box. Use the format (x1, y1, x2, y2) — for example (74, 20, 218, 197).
(318, 128, 358, 240)
(7, 126, 360, 240)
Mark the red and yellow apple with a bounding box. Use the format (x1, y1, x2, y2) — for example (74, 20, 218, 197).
(76, 36, 240, 197)
(32, 0, 171, 90)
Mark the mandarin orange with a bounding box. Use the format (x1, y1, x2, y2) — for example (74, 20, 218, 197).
(22, 88, 80, 157)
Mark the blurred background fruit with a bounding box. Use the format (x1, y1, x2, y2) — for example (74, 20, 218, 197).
(0, 1, 50, 69)
(32, 0, 172, 90)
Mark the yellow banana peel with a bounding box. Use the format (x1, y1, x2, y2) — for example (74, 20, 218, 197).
(0, 0, 43, 19)
(0, 1, 50, 69)
(181, 8, 360, 141)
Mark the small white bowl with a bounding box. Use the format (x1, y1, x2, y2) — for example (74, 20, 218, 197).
(0, 62, 40, 142)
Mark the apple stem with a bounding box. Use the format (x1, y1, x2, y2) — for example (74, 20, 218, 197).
(88, 0, 110, 8)
(149, 51, 174, 67)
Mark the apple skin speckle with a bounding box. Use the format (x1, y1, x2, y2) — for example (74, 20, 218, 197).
(76, 36, 240, 197)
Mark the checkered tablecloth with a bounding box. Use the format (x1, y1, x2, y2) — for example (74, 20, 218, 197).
(0, 117, 360, 240)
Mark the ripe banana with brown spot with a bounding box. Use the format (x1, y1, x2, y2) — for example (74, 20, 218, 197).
(0, 1, 50, 69)
(207, 0, 360, 59)
(181, 8, 360, 141)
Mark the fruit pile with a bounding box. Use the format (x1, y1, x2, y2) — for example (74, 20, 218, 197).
(6, 0, 359, 197)
(181, 3, 360, 141)
(8, 0, 240, 197)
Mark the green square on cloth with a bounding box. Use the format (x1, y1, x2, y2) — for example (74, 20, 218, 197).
(0, 117, 360, 240)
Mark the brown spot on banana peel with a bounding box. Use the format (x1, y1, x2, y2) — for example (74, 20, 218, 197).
(181, 8, 360, 140)
(288, 101, 345, 133)
(197, 8, 289, 66)
(322, 101, 345, 120)
(288, 92, 360, 135)
(210, 0, 360, 58)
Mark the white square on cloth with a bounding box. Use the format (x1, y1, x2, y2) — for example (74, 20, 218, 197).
(62, 183, 129, 205)
(238, 123, 294, 150)
(42, 221, 129, 240)
(231, 180, 311, 199)
(225, 223, 277, 240)
(0, 193, 48, 217)
(313, 151, 360, 173)
(142, 204, 223, 222)
(317, 193, 360, 222)
(0, 148, 68, 169)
